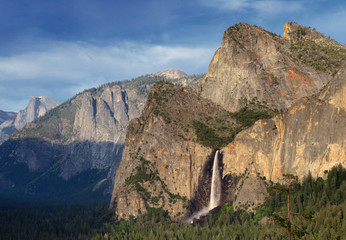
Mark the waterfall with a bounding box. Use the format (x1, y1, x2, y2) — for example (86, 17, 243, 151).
(185, 150, 221, 223)
(209, 150, 221, 210)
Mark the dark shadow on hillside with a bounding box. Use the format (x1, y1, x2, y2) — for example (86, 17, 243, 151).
(0, 138, 124, 205)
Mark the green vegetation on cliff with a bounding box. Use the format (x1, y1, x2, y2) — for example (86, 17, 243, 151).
(289, 39, 346, 76)
(124, 155, 188, 212)
(140, 81, 241, 149)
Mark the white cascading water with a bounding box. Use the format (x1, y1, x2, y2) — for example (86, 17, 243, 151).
(209, 150, 221, 210)
(185, 150, 221, 223)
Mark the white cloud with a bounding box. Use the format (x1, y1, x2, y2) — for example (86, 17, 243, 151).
(0, 40, 215, 111)
(201, 0, 250, 11)
(0, 41, 214, 82)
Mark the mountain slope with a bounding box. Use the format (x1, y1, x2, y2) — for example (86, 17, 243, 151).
(198, 22, 346, 112)
(0, 71, 202, 202)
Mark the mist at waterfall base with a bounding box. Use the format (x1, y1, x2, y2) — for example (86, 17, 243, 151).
(185, 150, 221, 224)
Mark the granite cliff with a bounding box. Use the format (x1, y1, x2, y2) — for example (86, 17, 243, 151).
(221, 62, 346, 208)
(0, 71, 202, 202)
(199, 22, 346, 112)
(222, 62, 346, 177)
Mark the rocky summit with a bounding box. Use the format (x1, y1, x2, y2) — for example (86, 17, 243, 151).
(14, 96, 60, 130)
(0, 96, 59, 145)
(198, 22, 346, 112)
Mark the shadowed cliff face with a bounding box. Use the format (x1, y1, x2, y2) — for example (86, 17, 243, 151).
(0, 139, 116, 203)
(0, 85, 132, 199)
(221, 63, 346, 186)
(111, 82, 240, 220)
(199, 22, 345, 112)
(0, 73, 203, 202)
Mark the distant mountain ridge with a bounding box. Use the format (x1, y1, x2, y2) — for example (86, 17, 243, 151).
(0, 96, 59, 145)
(14, 96, 59, 130)
(0, 71, 203, 202)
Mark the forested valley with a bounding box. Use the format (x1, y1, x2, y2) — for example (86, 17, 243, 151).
(1, 165, 345, 240)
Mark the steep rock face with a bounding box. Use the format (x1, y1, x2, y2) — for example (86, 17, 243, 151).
(0, 73, 203, 201)
(221, 63, 346, 187)
(14, 96, 59, 130)
(198, 22, 345, 112)
(111, 82, 238, 220)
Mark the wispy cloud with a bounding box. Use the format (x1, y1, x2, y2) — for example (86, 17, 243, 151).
(201, 0, 250, 11)
(200, 0, 304, 15)
(0, 41, 215, 111)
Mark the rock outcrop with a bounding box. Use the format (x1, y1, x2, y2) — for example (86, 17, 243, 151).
(111, 82, 239, 220)
(221, 62, 346, 188)
(0, 72, 202, 202)
(154, 69, 189, 80)
(199, 22, 345, 112)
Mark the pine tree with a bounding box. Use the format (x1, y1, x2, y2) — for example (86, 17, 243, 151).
(270, 174, 314, 240)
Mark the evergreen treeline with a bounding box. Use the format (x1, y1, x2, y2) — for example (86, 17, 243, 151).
(1, 165, 345, 239)
(0, 203, 112, 240)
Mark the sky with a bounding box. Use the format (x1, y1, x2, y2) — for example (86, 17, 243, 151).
(0, 0, 345, 111)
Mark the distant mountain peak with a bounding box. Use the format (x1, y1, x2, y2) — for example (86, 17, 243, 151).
(154, 68, 188, 79)
(14, 96, 59, 130)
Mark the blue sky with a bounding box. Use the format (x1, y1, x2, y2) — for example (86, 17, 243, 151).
(0, 0, 345, 111)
